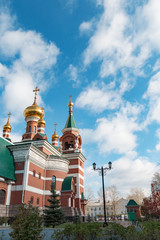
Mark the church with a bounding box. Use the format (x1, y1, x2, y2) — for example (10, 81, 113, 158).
(0, 88, 86, 218)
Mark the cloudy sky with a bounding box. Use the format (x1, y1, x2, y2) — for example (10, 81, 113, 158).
(0, 0, 160, 198)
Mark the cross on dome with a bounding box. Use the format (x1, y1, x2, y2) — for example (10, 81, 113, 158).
(33, 87, 40, 105)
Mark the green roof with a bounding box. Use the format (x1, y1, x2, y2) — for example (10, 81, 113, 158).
(81, 192, 86, 200)
(37, 133, 46, 138)
(126, 199, 139, 207)
(0, 137, 16, 181)
(65, 113, 77, 129)
(61, 176, 73, 191)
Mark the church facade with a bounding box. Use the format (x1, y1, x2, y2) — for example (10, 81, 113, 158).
(0, 89, 86, 218)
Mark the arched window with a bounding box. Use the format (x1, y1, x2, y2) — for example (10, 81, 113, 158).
(52, 175, 56, 189)
(29, 126, 31, 132)
(0, 190, 6, 205)
(34, 126, 36, 133)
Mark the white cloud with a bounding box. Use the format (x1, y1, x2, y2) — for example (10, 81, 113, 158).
(66, 64, 80, 87)
(79, 20, 94, 35)
(80, 102, 142, 155)
(144, 71, 160, 124)
(75, 82, 122, 113)
(0, 8, 60, 122)
(108, 156, 157, 196)
(81, 0, 160, 80)
(84, 155, 157, 197)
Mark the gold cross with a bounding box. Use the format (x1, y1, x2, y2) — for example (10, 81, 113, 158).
(54, 123, 57, 129)
(69, 95, 72, 101)
(33, 87, 40, 96)
(8, 112, 11, 118)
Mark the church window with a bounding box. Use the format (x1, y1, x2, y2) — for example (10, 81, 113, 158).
(0, 190, 6, 205)
(29, 126, 31, 132)
(39, 173, 41, 179)
(52, 175, 56, 189)
(37, 198, 39, 205)
(33, 170, 36, 177)
(30, 197, 34, 204)
(34, 126, 36, 133)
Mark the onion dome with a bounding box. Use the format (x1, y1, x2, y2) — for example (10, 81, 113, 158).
(52, 123, 59, 141)
(37, 110, 46, 126)
(24, 87, 44, 118)
(3, 113, 12, 131)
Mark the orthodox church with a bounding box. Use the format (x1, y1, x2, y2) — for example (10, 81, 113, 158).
(0, 88, 86, 218)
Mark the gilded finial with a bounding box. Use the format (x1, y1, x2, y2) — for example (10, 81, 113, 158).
(3, 112, 12, 130)
(68, 95, 73, 107)
(33, 87, 40, 105)
(52, 123, 59, 140)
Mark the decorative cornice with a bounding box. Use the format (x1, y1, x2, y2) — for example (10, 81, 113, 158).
(62, 127, 80, 134)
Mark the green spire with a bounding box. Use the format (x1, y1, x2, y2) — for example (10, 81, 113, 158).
(65, 95, 77, 129)
(65, 113, 77, 128)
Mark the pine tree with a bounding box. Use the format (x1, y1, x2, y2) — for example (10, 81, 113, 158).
(43, 182, 65, 227)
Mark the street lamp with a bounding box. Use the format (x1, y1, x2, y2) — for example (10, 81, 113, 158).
(93, 161, 112, 227)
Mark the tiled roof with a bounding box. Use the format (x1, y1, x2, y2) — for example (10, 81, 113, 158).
(0, 137, 16, 181)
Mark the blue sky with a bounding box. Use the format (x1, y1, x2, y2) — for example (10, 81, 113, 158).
(0, 0, 160, 198)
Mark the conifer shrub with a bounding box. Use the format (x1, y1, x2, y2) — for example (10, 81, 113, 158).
(10, 203, 43, 240)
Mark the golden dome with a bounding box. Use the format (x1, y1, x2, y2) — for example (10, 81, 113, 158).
(52, 123, 59, 140)
(3, 113, 12, 131)
(38, 114, 46, 126)
(24, 88, 44, 119)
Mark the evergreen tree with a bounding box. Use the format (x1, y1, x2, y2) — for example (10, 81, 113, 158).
(43, 182, 65, 227)
(10, 203, 43, 240)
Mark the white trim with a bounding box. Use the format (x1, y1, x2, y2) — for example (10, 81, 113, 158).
(3, 132, 10, 135)
(37, 127, 45, 130)
(11, 185, 23, 191)
(75, 183, 84, 189)
(28, 171, 63, 181)
(67, 173, 84, 180)
(11, 185, 61, 195)
(25, 116, 39, 122)
(69, 165, 84, 172)
(15, 170, 24, 174)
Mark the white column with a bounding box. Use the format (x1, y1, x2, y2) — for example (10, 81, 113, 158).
(68, 197, 71, 207)
(6, 184, 12, 205)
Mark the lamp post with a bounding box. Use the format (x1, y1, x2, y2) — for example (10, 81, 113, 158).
(93, 161, 112, 227)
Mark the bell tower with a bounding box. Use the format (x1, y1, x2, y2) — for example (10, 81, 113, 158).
(60, 96, 86, 213)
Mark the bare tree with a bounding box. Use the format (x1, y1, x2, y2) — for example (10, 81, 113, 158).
(85, 187, 95, 202)
(97, 185, 120, 215)
(106, 185, 120, 215)
(127, 187, 145, 205)
(152, 172, 160, 184)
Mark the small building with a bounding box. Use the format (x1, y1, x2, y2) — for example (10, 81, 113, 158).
(126, 199, 141, 221)
(85, 201, 114, 220)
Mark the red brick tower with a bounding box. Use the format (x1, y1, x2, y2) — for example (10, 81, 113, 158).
(60, 96, 86, 214)
(3, 113, 12, 141)
(22, 87, 44, 141)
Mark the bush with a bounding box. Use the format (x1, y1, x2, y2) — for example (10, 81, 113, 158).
(10, 204, 43, 240)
